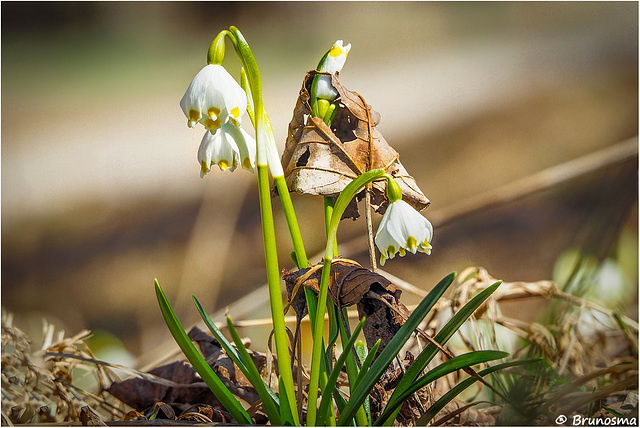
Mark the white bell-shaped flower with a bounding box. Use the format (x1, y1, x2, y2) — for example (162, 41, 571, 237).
(197, 123, 256, 177)
(316, 40, 351, 100)
(180, 64, 247, 132)
(375, 199, 433, 266)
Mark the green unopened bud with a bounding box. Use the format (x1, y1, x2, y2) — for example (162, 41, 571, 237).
(317, 99, 330, 120)
(385, 175, 403, 203)
(207, 31, 227, 65)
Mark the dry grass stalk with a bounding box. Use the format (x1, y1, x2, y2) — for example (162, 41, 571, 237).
(1, 309, 128, 425)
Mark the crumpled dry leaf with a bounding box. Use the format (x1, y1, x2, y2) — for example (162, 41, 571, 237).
(107, 327, 264, 416)
(280, 71, 429, 219)
(282, 258, 411, 352)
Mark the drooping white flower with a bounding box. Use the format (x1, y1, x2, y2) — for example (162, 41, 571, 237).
(375, 199, 433, 266)
(315, 40, 351, 100)
(180, 64, 247, 132)
(197, 122, 256, 177)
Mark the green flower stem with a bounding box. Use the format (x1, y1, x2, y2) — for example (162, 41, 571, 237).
(306, 257, 333, 426)
(324, 197, 339, 258)
(228, 27, 299, 423)
(257, 165, 298, 424)
(307, 169, 387, 425)
(274, 172, 309, 270)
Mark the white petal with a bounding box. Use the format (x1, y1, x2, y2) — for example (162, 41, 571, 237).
(315, 75, 338, 100)
(197, 131, 215, 177)
(225, 125, 256, 172)
(213, 125, 240, 171)
(320, 40, 351, 74)
(180, 65, 218, 127)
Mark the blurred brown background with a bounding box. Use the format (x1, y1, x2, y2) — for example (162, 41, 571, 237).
(2, 2, 637, 364)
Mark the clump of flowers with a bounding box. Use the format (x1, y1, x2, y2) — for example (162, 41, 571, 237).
(180, 42, 256, 176)
(154, 26, 508, 428)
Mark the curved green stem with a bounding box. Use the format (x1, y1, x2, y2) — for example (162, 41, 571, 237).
(207, 30, 230, 65)
(307, 169, 387, 425)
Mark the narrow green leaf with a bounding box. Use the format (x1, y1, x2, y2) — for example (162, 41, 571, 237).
(193, 296, 280, 408)
(336, 272, 456, 426)
(353, 339, 381, 390)
(416, 359, 542, 426)
(154, 280, 252, 424)
(375, 351, 508, 425)
(317, 317, 366, 425)
(336, 307, 368, 427)
(226, 316, 282, 425)
(278, 375, 296, 426)
(354, 339, 379, 425)
(380, 281, 502, 426)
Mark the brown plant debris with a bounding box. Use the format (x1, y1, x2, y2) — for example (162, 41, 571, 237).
(280, 71, 429, 219)
(283, 258, 410, 353)
(108, 326, 268, 422)
(1, 309, 127, 425)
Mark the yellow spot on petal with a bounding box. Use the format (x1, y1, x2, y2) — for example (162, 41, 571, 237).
(386, 245, 396, 256)
(329, 46, 342, 57)
(200, 160, 209, 176)
(217, 159, 229, 171)
(204, 117, 221, 131)
(399, 248, 406, 257)
(242, 158, 252, 170)
(230, 107, 240, 118)
(207, 106, 221, 118)
(188, 109, 201, 122)
(406, 236, 417, 252)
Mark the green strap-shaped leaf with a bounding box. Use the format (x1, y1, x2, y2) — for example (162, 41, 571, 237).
(353, 339, 381, 390)
(226, 315, 283, 425)
(154, 280, 252, 424)
(375, 350, 508, 424)
(193, 297, 280, 407)
(336, 306, 368, 427)
(379, 280, 502, 426)
(416, 358, 542, 425)
(317, 317, 366, 425)
(336, 272, 456, 426)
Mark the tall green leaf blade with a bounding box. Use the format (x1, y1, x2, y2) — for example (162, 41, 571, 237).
(353, 339, 381, 390)
(193, 296, 280, 407)
(379, 280, 502, 426)
(336, 272, 456, 426)
(278, 375, 296, 426)
(354, 339, 380, 425)
(337, 307, 368, 427)
(226, 316, 282, 425)
(416, 359, 542, 426)
(375, 350, 508, 425)
(154, 280, 252, 424)
(317, 317, 366, 425)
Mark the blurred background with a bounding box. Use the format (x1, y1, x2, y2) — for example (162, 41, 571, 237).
(2, 2, 637, 366)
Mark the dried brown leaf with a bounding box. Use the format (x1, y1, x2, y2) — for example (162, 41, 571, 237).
(108, 327, 266, 415)
(280, 71, 429, 218)
(283, 258, 410, 352)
